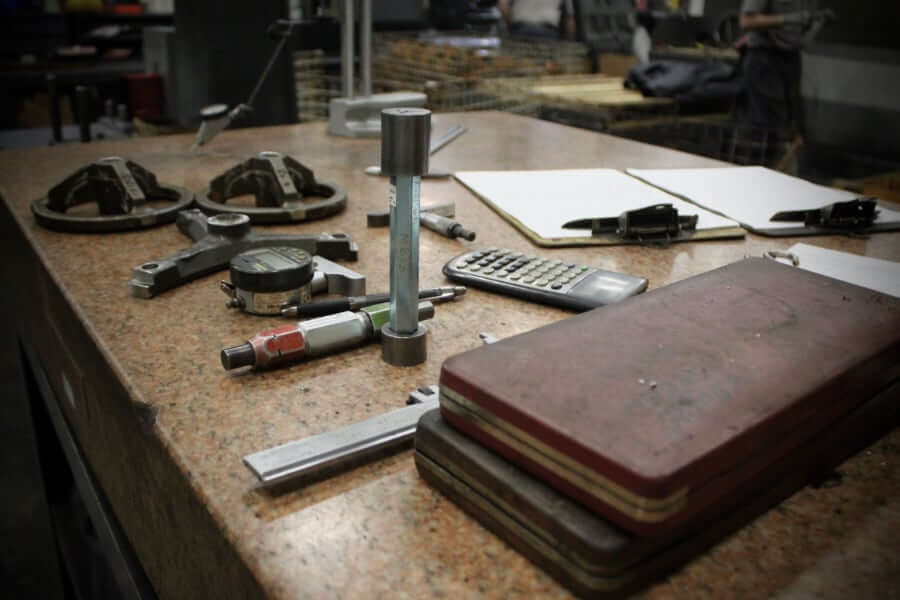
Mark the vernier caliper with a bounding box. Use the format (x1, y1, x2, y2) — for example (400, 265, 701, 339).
(243, 385, 440, 487)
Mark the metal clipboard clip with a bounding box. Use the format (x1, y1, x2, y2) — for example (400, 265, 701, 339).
(770, 197, 878, 230)
(562, 203, 699, 244)
(764, 249, 800, 266)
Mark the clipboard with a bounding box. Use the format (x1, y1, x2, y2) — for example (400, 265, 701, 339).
(767, 243, 900, 298)
(627, 166, 900, 237)
(453, 169, 745, 247)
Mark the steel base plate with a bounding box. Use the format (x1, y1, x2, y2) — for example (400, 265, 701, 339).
(381, 324, 428, 366)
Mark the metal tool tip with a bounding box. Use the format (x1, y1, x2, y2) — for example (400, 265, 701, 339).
(221, 343, 256, 370)
(280, 305, 298, 317)
(453, 286, 467, 296)
(458, 228, 476, 241)
(427, 292, 458, 306)
(417, 301, 436, 320)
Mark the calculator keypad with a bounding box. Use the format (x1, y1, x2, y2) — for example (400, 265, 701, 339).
(450, 249, 594, 293)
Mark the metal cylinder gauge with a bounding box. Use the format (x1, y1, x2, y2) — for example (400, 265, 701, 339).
(221, 246, 314, 315)
(380, 108, 431, 366)
(380, 108, 431, 176)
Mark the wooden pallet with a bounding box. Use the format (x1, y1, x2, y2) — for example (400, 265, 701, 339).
(524, 74, 673, 108)
(477, 74, 674, 120)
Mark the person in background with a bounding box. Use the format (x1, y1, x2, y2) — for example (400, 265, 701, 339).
(498, 0, 577, 40)
(739, 1, 834, 140)
(633, 0, 656, 63)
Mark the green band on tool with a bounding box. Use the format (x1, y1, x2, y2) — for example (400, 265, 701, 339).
(361, 302, 391, 331)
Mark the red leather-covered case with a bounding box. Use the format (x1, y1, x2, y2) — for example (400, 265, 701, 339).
(439, 258, 900, 535)
(416, 377, 899, 598)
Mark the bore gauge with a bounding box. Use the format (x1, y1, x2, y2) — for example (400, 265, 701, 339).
(379, 108, 431, 366)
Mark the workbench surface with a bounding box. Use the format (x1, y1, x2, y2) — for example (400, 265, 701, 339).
(1, 112, 898, 599)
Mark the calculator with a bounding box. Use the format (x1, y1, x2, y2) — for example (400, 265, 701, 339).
(442, 248, 648, 311)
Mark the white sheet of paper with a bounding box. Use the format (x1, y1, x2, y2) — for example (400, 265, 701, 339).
(454, 169, 739, 239)
(627, 166, 900, 231)
(771, 244, 900, 298)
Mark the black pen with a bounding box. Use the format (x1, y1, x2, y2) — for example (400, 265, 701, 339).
(280, 286, 466, 318)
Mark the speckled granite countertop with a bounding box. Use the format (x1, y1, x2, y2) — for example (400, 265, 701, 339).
(1, 112, 898, 599)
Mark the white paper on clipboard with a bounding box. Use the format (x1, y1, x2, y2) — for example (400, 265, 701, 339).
(454, 168, 739, 239)
(626, 166, 900, 233)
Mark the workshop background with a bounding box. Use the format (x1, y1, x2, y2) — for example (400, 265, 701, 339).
(1, 0, 899, 597)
